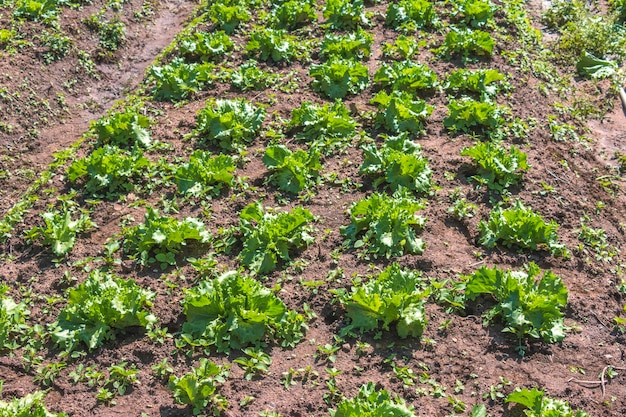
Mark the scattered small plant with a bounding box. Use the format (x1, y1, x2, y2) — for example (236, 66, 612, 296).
(447, 188, 478, 220)
(234, 347, 272, 380)
(175, 151, 236, 197)
(0, 285, 29, 352)
(371, 90, 433, 135)
(123, 207, 211, 268)
(51, 270, 156, 351)
(341, 190, 427, 258)
(168, 358, 229, 415)
(479, 200, 568, 256)
(461, 263, 568, 354)
(24, 207, 95, 257)
(238, 202, 315, 274)
(360, 133, 433, 194)
(263, 144, 321, 194)
(179, 270, 307, 351)
(460, 141, 529, 192)
(309, 57, 370, 99)
(193, 98, 266, 152)
(506, 387, 590, 416)
(332, 263, 431, 338)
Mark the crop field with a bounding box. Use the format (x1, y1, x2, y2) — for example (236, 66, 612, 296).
(1, 0, 626, 416)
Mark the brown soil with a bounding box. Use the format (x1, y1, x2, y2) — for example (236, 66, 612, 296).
(1, 1, 626, 417)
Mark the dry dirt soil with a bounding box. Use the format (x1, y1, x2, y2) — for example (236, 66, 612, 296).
(1, 1, 626, 416)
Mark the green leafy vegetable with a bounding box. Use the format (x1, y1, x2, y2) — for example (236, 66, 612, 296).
(246, 28, 299, 62)
(175, 150, 236, 197)
(333, 263, 430, 338)
(178, 30, 234, 62)
(320, 27, 373, 59)
(180, 270, 307, 351)
(341, 190, 427, 258)
(25, 208, 95, 257)
(385, 0, 439, 32)
(168, 358, 229, 416)
(229, 60, 278, 91)
(268, 0, 316, 30)
(374, 60, 438, 94)
(52, 270, 156, 351)
(371, 90, 433, 135)
(123, 207, 211, 268)
(436, 27, 495, 62)
(462, 263, 568, 351)
(506, 387, 590, 416)
(309, 57, 370, 99)
(443, 98, 505, 136)
(93, 108, 151, 149)
(0, 391, 67, 417)
(239, 202, 315, 274)
(330, 382, 417, 417)
(443, 68, 505, 101)
(360, 133, 433, 194)
(575, 51, 617, 79)
(263, 144, 321, 194)
(450, 0, 496, 28)
(194, 98, 266, 152)
(288, 100, 358, 154)
(67, 145, 150, 198)
(149, 58, 216, 101)
(207, 0, 250, 34)
(323, 0, 370, 30)
(460, 141, 529, 192)
(479, 200, 568, 256)
(0, 285, 29, 352)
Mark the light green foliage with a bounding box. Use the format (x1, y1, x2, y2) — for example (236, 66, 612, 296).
(93, 109, 151, 149)
(542, 0, 586, 29)
(180, 271, 307, 351)
(330, 382, 417, 417)
(0, 391, 67, 417)
(333, 263, 430, 338)
(374, 60, 438, 94)
(320, 27, 373, 60)
(149, 58, 216, 101)
(576, 216, 616, 263)
(437, 28, 495, 61)
(178, 31, 234, 62)
(575, 52, 617, 79)
(246, 28, 299, 62)
(239, 202, 315, 274)
(0, 29, 15, 47)
(506, 388, 590, 416)
(385, 0, 438, 32)
(288, 100, 358, 154)
(123, 207, 211, 267)
(360, 133, 433, 194)
(479, 200, 568, 256)
(168, 358, 229, 415)
(13, 0, 57, 22)
(40, 30, 73, 63)
(323, 0, 370, 30)
(309, 57, 369, 99)
(263, 145, 321, 194)
(268, 0, 316, 30)
(208, 0, 250, 34)
(175, 150, 236, 197)
(443, 68, 505, 101)
(611, 0, 626, 22)
(462, 264, 568, 350)
(450, 0, 496, 28)
(229, 61, 278, 91)
(382, 34, 421, 60)
(341, 190, 427, 258)
(443, 98, 505, 136)
(25, 208, 95, 257)
(234, 347, 271, 379)
(460, 141, 529, 192)
(0, 285, 29, 352)
(194, 98, 266, 152)
(556, 14, 625, 63)
(67, 145, 150, 197)
(52, 270, 156, 351)
(371, 90, 433, 134)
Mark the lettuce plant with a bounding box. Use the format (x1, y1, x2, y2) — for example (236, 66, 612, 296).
(443, 98, 505, 136)
(385, 0, 439, 32)
(0, 391, 67, 417)
(25, 208, 95, 257)
(319, 27, 373, 59)
(331, 382, 417, 417)
(360, 133, 433, 194)
(207, 0, 250, 34)
(180, 270, 307, 351)
(323, 0, 370, 30)
(246, 28, 299, 62)
(268, 0, 316, 30)
(93, 108, 151, 149)
(461, 141, 529, 192)
(333, 263, 431, 338)
(436, 27, 495, 62)
(263, 144, 321, 194)
(371, 90, 433, 135)
(175, 151, 236, 197)
(168, 359, 229, 415)
(309, 57, 369, 99)
(178, 30, 234, 62)
(443, 68, 505, 101)
(0, 285, 29, 352)
(149, 58, 216, 101)
(450, 0, 496, 28)
(341, 190, 427, 258)
(374, 60, 438, 94)
(506, 388, 590, 416)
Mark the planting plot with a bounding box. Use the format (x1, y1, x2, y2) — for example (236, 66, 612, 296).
(1, 0, 626, 416)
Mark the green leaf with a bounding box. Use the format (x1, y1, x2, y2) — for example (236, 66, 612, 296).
(576, 51, 616, 79)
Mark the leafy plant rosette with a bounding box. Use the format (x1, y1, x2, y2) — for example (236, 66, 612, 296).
(330, 382, 417, 417)
(25, 208, 96, 257)
(478, 200, 568, 257)
(0, 285, 29, 352)
(506, 388, 590, 417)
(51, 270, 157, 351)
(175, 150, 236, 198)
(263, 144, 322, 194)
(341, 189, 427, 258)
(123, 208, 212, 268)
(332, 263, 431, 338)
(168, 358, 229, 416)
(460, 141, 529, 192)
(309, 56, 370, 99)
(461, 263, 568, 354)
(0, 391, 68, 417)
(179, 270, 307, 352)
(371, 90, 433, 135)
(238, 202, 315, 274)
